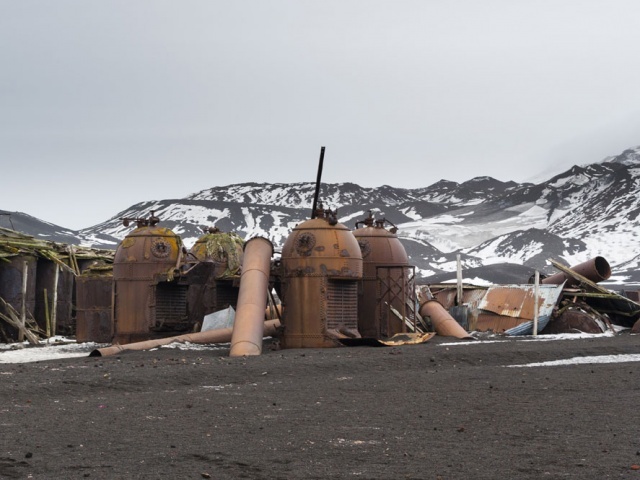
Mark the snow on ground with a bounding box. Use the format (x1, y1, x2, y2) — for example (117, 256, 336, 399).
(507, 354, 640, 368)
(0, 337, 229, 364)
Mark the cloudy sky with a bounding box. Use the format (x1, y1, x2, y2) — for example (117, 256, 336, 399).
(2, 1, 640, 230)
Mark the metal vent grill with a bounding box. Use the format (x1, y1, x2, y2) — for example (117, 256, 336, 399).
(326, 281, 358, 330)
(155, 283, 188, 326)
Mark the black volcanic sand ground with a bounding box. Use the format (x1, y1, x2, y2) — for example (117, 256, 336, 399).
(1, 334, 640, 479)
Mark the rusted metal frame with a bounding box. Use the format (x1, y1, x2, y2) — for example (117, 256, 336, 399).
(376, 265, 416, 335)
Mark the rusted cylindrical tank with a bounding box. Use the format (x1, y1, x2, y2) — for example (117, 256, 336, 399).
(113, 218, 185, 344)
(352, 212, 414, 339)
(76, 264, 114, 343)
(0, 255, 37, 341)
(230, 237, 274, 356)
(280, 208, 363, 348)
(186, 228, 243, 324)
(542, 257, 611, 287)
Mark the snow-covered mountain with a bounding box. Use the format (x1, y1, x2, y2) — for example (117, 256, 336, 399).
(5, 146, 640, 286)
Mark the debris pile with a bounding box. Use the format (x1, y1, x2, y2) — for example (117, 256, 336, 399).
(0, 227, 114, 343)
(421, 257, 640, 336)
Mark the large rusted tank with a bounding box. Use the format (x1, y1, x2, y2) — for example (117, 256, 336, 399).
(352, 212, 416, 338)
(280, 206, 362, 348)
(185, 227, 244, 324)
(113, 215, 186, 344)
(76, 263, 114, 343)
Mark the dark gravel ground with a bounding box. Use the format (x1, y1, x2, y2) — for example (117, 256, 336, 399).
(1, 333, 639, 480)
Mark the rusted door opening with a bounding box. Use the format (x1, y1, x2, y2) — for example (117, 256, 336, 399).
(376, 266, 417, 337)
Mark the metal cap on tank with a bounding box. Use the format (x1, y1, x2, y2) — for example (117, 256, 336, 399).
(189, 226, 244, 278)
(114, 225, 182, 279)
(352, 211, 409, 268)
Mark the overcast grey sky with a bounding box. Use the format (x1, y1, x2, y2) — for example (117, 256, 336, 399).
(2, 1, 640, 229)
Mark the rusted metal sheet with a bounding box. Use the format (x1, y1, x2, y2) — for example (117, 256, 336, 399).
(473, 284, 563, 335)
(432, 286, 487, 310)
(76, 271, 114, 343)
(475, 313, 524, 332)
(280, 208, 363, 348)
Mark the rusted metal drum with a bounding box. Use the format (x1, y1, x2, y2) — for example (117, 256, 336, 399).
(113, 224, 185, 344)
(352, 213, 414, 338)
(280, 209, 363, 348)
(0, 255, 37, 341)
(76, 266, 114, 343)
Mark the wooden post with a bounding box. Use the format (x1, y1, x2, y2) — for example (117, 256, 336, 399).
(456, 254, 463, 306)
(51, 266, 59, 337)
(19, 260, 28, 342)
(533, 270, 540, 336)
(43, 288, 51, 338)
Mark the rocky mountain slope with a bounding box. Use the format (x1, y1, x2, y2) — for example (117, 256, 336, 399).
(4, 146, 640, 286)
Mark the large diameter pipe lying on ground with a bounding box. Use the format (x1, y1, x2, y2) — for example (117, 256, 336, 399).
(542, 256, 611, 287)
(90, 319, 281, 357)
(419, 299, 472, 339)
(230, 237, 274, 357)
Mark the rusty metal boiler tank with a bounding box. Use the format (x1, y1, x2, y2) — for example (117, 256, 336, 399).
(113, 216, 186, 344)
(280, 207, 363, 348)
(186, 227, 244, 323)
(352, 212, 416, 338)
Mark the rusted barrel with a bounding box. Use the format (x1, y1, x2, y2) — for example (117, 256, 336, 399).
(542, 257, 611, 287)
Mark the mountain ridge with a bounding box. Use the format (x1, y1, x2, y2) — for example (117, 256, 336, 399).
(4, 145, 640, 285)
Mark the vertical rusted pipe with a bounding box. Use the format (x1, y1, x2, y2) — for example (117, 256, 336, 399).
(419, 299, 472, 339)
(311, 146, 325, 219)
(230, 237, 274, 357)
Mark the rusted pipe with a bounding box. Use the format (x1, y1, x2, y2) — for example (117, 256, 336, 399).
(230, 237, 274, 357)
(90, 319, 281, 357)
(419, 299, 472, 339)
(542, 256, 611, 287)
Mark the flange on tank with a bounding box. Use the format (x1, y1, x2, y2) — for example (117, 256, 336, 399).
(353, 211, 417, 339)
(113, 212, 187, 344)
(280, 204, 363, 348)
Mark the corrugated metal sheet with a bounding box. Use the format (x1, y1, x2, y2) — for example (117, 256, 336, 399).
(500, 284, 564, 335)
